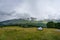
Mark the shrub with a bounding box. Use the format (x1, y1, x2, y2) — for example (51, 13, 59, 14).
(55, 23, 60, 29)
(47, 21, 55, 28)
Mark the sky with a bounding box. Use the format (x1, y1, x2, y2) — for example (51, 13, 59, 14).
(0, 0, 60, 21)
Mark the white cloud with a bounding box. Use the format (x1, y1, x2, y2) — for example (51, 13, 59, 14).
(0, 0, 60, 21)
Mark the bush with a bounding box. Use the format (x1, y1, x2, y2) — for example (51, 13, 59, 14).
(55, 23, 60, 29)
(47, 21, 55, 28)
(47, 21, 60, 29)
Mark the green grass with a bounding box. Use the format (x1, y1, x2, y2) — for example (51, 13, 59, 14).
(0, 26, 60, 40)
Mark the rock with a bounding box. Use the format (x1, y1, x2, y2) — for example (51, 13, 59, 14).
(38, 27, 43, 30)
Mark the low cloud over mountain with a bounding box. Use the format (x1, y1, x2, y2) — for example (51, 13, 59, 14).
(0, 0, 60, 21)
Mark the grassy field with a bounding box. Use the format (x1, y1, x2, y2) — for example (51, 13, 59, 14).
(0, 26, 60, 40)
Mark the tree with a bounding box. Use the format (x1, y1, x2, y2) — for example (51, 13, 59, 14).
(55, 23, 60, 29)
(47, 21, 55, 28)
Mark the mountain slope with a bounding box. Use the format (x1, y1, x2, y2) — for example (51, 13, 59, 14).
(0, 19, 46, 27)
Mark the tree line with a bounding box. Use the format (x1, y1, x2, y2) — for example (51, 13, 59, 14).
(0, 22, 46, 28)
(47, 21, 60, 29)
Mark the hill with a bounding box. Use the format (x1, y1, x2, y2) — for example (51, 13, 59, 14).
(0, 19, 46, 27)
(0, 18, 60, 27)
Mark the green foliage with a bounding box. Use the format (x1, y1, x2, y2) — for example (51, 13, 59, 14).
(55, 23, 60, 29)
(47, 21, 55, 28)
(47, 21, 60, 29)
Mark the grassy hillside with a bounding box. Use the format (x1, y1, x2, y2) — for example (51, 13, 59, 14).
(0, 19, 46, 27)
(0, 27, 60, 40)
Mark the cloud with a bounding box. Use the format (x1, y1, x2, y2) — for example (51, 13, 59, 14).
(0, 0, 60, 21)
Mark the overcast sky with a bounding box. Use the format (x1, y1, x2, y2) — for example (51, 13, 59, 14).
(0, 0, 60, 21)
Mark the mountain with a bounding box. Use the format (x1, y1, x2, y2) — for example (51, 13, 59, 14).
(0, 18, 60, 27)
(0, 18, 46, 27)
(0, 19, 29, 25)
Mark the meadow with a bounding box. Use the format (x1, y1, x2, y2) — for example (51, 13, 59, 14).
(0, 26, 60, 40)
